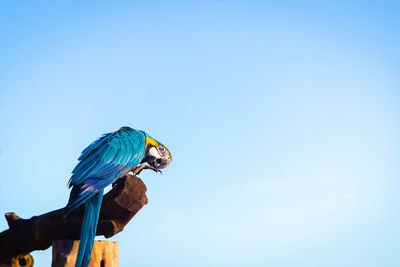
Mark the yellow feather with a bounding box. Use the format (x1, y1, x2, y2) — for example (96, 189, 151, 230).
(145, 136, 159, 150)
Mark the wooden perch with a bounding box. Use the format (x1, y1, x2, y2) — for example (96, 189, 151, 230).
(0, 174, 148, 263)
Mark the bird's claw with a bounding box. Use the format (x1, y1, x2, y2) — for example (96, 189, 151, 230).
(146, 165, 162, 174)
(132, 164, 162, 176)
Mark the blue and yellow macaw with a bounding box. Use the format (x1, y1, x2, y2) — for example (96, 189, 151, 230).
(64, 127, 171, 267)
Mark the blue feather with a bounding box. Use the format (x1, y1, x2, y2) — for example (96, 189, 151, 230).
(65, 127, 147, 267)
(74, 190, 103, 267)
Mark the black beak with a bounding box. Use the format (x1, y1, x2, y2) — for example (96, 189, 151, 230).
(156, 157, 171, 169)
(141, 155, 171, 169)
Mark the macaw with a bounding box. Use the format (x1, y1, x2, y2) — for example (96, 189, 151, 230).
(64, 127, 172, 267)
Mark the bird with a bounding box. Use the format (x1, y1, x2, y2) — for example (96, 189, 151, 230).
(64, 127, 172, 267)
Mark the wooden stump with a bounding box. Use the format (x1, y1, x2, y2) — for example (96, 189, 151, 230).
(52, 240, 118, 267)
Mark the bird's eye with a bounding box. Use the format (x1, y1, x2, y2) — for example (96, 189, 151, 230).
(157, 146, 167, 156)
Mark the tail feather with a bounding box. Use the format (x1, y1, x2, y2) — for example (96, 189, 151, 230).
(74, 190, 104, 267)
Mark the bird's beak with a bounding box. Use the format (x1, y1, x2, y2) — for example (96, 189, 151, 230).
(154, 156, 171, 169)
(141, 145, 171, 170)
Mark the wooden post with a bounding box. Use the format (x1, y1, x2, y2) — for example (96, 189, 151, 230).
(52, 240, 118, 267)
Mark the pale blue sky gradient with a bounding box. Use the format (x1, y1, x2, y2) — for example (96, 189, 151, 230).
(0, 1, 399, 266)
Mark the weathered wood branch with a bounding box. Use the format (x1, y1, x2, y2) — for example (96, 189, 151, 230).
(0, 175, 148, 263)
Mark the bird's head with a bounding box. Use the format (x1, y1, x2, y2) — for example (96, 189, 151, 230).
(141, 134, 172, 170)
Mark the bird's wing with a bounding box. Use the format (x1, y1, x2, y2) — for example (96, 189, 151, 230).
(65, 129, 146, 214)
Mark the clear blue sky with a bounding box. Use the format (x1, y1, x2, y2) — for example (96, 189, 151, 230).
(0, 1, 399, 266)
